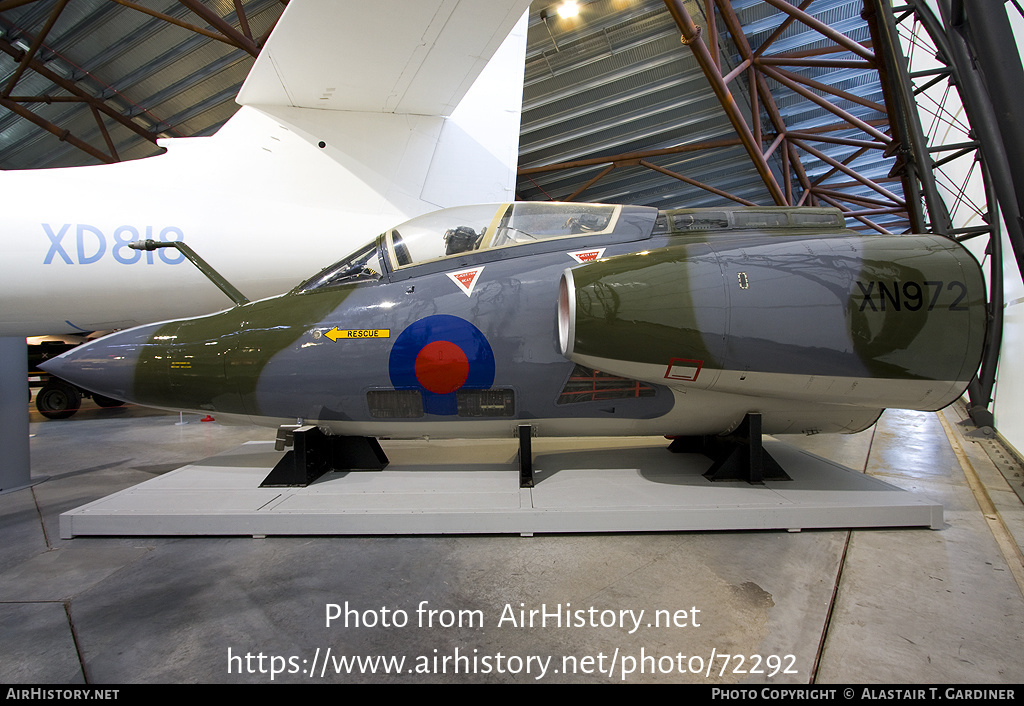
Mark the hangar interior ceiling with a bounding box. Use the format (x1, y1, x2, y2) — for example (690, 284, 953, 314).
(0, 5, 1017, 272)
(519, 0, 906, 228)
(0, 0, 285, 169)
(0, 0, 993, 238)
(0, 1, 1015, 263)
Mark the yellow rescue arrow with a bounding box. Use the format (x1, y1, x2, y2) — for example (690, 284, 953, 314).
(323, 328, 390, 342)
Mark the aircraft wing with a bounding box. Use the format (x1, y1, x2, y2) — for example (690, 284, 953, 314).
(236, 0, 532, 115)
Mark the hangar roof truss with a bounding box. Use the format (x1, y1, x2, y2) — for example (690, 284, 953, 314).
(518, 0, 914, 234)
(0, 0, 284, 169)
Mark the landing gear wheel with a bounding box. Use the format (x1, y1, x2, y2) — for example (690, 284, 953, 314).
(36, 380, 81, 420)
(92, 394, 122, 408)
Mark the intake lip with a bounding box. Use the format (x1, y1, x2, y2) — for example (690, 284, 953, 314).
(558, 269, 576, 358)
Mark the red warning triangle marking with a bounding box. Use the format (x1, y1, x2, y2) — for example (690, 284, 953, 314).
(447, 266, 485, 296)
(568, 248, 605, 263)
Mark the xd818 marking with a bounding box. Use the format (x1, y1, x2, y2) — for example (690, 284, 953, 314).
(43, 202, 985, 441)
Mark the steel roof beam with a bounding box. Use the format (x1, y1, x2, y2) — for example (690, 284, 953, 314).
(750, 0, 814, 60)
(108, 0, 254, 56)
(524, 148, 774, 205)
(90, 104, 118, 161)
(639, 159, 758, 205)
(0, 36, 161, 144)
(714, 0, 820, 205)
(791, 137, 905, 205)
(519, 136, 746, 175)
(760, 0, 876, 62)
(0, 94, 113, 162)
(1, 0, 68, 97)
(562, 163, 615, 201)
(178, 0, 260, 56)
(756, 57, 874, 69)
(757, 64, 891, 144)
(0, 0, 284, 166)
(233, 0, 252, 41)
(0, 0, 37, 10)
(702, 0, 718, 69)
(769, 40, 875, 60)
(812, 187, 896, 208)
(814, 191, 891, 233)
(862, 1, 933, 234)
(758, 64, 887, 114)
(663, 0, 787, 205)
(87, 0, 284, 103)
(1, 0, 117, 66)
(786, 131, 886, 150)
(816, 175, 903, 189)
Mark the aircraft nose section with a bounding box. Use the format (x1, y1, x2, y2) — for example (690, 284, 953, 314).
(39, 323, 163, 403)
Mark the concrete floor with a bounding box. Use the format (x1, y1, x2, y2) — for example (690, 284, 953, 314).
(2, 399, 1023, 684)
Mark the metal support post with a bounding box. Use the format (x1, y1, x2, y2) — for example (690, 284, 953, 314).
(518, 425, 534, 488)
(0, 337, 31, 493)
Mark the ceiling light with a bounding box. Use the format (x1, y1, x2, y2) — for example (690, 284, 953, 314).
(557, 1, 580, 19)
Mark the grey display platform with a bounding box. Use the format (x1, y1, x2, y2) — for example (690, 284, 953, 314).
(59, 437, 943, 538)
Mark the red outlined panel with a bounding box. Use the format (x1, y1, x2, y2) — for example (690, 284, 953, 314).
(664, 358, 703, 382)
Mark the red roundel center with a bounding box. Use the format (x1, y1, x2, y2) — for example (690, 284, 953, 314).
(414, 340, 469, 394)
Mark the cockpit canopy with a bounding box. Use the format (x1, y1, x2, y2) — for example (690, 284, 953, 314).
(385, 202, 619, 268)
(297, 202, 622, 292)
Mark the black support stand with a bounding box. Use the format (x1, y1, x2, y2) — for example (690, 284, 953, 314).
(260, 425, 389, 487)
(518, 424, 534, 488)
(668, 413, 790, 484)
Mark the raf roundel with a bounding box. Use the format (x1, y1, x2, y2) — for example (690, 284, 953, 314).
(414, 340, 469, 394)
(388, 315, 495, 415)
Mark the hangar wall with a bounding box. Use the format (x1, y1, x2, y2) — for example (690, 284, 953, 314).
(993, 240, 1024, 455)
(987, 1, 1024, 454)
(899, 1, 1024, 456)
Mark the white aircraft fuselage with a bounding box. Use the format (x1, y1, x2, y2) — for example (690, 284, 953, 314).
(0, 0, 530, 337)
(0, 108, 443, 335)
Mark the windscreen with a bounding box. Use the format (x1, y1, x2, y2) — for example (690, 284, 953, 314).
(296, 239, 382, 292)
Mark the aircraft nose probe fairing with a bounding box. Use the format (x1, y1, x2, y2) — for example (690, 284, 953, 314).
(42, 202, 987, 485)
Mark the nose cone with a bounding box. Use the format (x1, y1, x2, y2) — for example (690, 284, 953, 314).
(39, 323, 164, 403)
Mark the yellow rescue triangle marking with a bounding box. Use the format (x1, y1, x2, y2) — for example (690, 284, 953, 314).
(324, 328, 390, 342)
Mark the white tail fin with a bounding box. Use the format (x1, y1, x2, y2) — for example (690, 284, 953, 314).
(231, 0, 530, 212)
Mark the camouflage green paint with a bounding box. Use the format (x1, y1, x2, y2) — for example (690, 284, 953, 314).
(844, 235, 986, 381)
(570, 241, 726, 369)
(133, 287, 354, 414)
(570, 233, 985, 383)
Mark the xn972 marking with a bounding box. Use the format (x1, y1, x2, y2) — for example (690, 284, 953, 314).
(856, 280, 968, 312)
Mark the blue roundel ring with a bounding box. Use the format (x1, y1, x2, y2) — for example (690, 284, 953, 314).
(389, 315, 495, 415)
